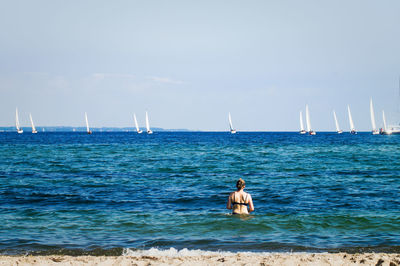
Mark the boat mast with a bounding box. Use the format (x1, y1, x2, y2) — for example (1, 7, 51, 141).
(15, 108, 20, 131)
(145, 111, 152, 133)
(85, 112, 90, 133)
(370, 98, 377, 132)
(29, 113, 37, 133)
(305, 105, 311, 132)
(333, 110, 340, 132)
(382, 110, 388, 132)
(134, 113, 141, 133)
(228, 113, 233, 131)
(347, 105, 355, 132)
(299, 111, 304, 131)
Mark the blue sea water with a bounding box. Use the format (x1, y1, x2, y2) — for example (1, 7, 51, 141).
(0, 132, 399, 255)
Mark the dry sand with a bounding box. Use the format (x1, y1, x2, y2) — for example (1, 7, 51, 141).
(1, 253, 400, 266)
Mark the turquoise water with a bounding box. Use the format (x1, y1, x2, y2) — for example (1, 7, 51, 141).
(0, 132, 399, 255)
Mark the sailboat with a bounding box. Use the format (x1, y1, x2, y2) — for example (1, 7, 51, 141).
(370, 98, 379, 135)
(333, 110, 343, 134)
(29, 113, 37, 134)
(305, 105, 316, 135)
(228, 113, 237, 134)
(145, 111, 153, 134)
(380, 110, 391, 135)
(299, 111, 306, 134)
(134, 113, 143, 133)
(85, 112, 92, 134)
(382, 77, 400, 134)
(15, 108, 23, 134)
(347, 105, 357, 134)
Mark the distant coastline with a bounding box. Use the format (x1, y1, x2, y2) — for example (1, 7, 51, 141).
(0, 126, 190, 132)
(0, 127, 384, 133)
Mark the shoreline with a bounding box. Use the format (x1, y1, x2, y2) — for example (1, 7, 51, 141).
(1, 252, 400, 266)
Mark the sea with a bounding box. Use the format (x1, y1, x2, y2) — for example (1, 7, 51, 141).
(0, 132, 399, 255)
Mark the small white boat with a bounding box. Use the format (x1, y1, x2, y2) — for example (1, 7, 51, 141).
(145, 111, 153, 134)
(29, 113, 38, 134)
(333, 110, 343, 134)
(370, 98, 379, 135)
(305, 105, 316, 135)
(15, 108, 23, 134)
(134, 113, 143, 133)
(347, 105, 357, 134)
(380, 78, 400, 135)
(380, 110, 390, 135)
(85, 112, 92, 134)
(299, 111, 306, 134)
(228, 112, 237, 134)
(380, 110, 400, 135)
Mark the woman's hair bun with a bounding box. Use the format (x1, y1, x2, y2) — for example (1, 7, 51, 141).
(236, 178, 245, 190)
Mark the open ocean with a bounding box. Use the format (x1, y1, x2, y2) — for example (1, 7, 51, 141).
(0, 132, 399, 255)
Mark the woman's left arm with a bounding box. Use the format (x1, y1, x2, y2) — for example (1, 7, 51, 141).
(227, 193, 232, 210)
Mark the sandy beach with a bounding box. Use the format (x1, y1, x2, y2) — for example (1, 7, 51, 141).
(1, 252, 400, 266)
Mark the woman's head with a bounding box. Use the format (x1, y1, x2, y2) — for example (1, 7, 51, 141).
(236, 178, 245, 190)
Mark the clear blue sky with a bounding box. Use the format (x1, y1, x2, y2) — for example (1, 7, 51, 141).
(1, 0, 399, 131)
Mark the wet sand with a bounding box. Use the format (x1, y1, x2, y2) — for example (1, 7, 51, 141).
(1, 252, 400, 265)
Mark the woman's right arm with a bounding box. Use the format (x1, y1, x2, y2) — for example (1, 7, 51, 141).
(248, 194, 254, 212)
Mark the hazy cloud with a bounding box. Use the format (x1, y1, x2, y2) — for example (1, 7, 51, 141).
(147, 76, 184, 85)
(92, 73, 136, 81)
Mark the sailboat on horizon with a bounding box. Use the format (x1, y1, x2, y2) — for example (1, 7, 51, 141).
(380, 110, 393, 135)
(228, 112, 237, 134)
(145, 111, 153, 134)
(85, 112, 92, 134)
(15, 108, 23, 134)
(305, 105, 316, 135)
(382, 77, 400, 134)
(347, 105, 357, 134)
(134, 113, 143, 133)
(370, 98, 379, 135)
(29, 113, 37, 134)
(333, 110, 343, 134)
(299, 111, 306, 134)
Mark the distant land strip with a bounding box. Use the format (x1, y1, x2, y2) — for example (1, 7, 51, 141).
(0, 127, 189, 132)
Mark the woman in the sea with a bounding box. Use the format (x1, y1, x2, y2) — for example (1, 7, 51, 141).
(227, 178, 254, 214)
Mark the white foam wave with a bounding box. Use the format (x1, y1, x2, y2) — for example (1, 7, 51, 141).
(123, 247, 277, 257)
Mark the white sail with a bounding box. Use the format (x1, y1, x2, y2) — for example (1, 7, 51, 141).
(347, 105, 356, 132)
(134, 113, 142, 133)
(333, 110, 341, 132)
(305, 105, 311, 132)
(85, 112, 92, 134)
(228, 112, 236, 133)
(29, 113, 37, 133)
(370, 98, 378, 133)
(299, 111, 305, 131)
(16, 108, 23, 133)
(145, 111, 153, 134)
(382, 110, 387, 132)
(228, 113, 233, 131)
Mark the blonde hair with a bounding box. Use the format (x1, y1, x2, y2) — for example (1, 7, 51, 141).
(236, 178, 245, 190)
